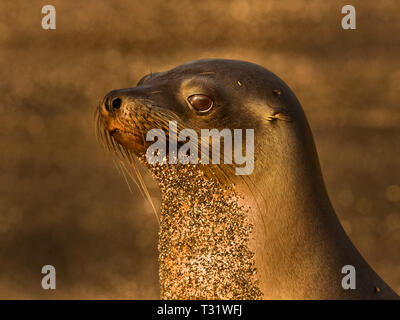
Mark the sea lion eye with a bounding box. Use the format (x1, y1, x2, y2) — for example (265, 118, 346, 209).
(187, 94, 213, 113)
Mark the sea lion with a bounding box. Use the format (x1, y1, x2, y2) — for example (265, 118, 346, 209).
(96, 58, 398, 299)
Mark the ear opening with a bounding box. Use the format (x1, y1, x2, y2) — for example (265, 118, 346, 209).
(266, 112, 292, 122)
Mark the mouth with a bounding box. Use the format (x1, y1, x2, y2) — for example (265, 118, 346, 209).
(110, 128, 121, 136)
(109, 127, 134, 139)
(108, 127, 146, 154)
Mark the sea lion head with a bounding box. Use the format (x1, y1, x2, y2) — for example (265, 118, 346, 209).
(97, 58, 318, 182)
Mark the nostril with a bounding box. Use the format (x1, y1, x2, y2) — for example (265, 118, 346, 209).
(111, 97, 122, 111)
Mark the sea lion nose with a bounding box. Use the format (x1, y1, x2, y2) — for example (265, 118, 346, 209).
(101, 88, 143, 116)
(105, 96, 122, 112)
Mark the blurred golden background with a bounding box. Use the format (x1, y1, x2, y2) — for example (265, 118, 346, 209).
(0, 0, 399, 298)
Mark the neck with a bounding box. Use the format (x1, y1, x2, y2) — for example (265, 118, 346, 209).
(147, 126, 397, 299)
(240, 161, 344, 299)
(236, 127, 396, 299)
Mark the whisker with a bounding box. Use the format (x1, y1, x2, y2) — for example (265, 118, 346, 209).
(99, 120, 160, 224)
(132, 160, 160, 224)
(113, 157, 134, 194)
